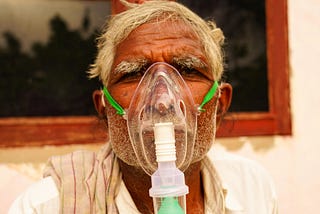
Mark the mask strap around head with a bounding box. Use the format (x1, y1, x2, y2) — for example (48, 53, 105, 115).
(103, 81, 218, 115)
(102, 86, 126, 116)
(198, 81, 219, 112)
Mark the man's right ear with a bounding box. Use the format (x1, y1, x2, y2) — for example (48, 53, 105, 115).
(93, 90, 107, 120)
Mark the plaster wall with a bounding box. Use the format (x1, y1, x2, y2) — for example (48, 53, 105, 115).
(217, 0, 320, 212)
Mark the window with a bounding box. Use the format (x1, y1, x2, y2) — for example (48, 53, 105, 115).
(180, 0, 291, 137)
(0, 0, 108, 117)
(181, 0, 269, 112)
(0, 0, 291, 147)
(218, 0, 291, 137)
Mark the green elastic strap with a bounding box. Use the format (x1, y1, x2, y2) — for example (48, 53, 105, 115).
(103, 86, 125, 115)
(198, 81, 219, 112)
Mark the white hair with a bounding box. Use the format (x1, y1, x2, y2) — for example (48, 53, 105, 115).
(88, 0, 225, 86)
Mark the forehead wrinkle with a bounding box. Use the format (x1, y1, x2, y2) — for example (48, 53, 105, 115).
(114, 58, 149, 74)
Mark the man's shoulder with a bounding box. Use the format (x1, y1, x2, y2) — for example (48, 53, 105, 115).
(9, 176, 59, 213)
(206, 147, 278, 213)
(208, 147, 272, 180)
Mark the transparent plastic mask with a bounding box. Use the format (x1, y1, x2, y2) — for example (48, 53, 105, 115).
(103, 62, 219, 176)
(126, 62, 198, 175)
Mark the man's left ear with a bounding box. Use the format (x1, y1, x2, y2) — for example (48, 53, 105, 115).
(216, 83, 232, 125)
(93, 90, 107, 118)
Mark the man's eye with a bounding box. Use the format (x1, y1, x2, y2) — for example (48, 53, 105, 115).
(177, 66, 210, 81)
(117, 70, 144, 83)
(179, 67, 202, 78)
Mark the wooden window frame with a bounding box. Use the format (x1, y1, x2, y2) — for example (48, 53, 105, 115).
(0, 0, 291, 147)
(218, 0, 291, 137)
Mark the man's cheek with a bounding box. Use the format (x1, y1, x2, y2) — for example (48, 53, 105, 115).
(192, 107, 216, 161)
(107, 107, 139, 166)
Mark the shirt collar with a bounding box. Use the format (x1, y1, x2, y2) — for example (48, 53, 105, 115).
(115, 156, 244, 213)
(201, 156, 244, 213)
(221, 183, 244, 212)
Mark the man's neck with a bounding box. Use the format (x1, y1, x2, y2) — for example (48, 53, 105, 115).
(119, 160, 204, 214)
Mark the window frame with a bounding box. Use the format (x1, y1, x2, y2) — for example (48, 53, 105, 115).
(0, 0, 291, 147)
(217, 0, 291, 137)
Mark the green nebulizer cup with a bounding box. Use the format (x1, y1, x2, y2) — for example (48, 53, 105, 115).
(149, 122, 189, 214)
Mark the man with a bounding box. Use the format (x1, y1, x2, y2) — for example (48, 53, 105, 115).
(10, 1, 277, 213)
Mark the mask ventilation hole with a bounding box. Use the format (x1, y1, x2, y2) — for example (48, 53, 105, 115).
(179, 100, 186, 117)
(139, 106, 145, 121)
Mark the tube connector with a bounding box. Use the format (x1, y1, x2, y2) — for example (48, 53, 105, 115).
(149, 122, 188, 214)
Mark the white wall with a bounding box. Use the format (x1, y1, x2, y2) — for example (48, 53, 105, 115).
(217, 0, 320, 213)
(1, 0, 320, 213)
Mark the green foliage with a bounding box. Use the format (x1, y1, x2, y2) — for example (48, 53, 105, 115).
(0, 13, 99, 116)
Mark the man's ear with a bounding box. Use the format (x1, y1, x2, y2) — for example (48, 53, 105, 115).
(216, 83, 232, 126)
(93, 90, 107, 118)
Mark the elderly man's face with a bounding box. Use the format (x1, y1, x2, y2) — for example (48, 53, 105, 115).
(104, 19, 227, 168)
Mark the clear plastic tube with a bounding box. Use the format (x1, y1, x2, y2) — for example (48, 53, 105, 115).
(149, 122, 189, 214)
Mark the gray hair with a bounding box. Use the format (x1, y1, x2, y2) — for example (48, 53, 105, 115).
(88, 0, 225, 86)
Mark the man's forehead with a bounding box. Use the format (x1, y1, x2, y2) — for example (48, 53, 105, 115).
(111, 18, 209, 75)
(126, 19, 199, 41)
(115, 20, 203, 58)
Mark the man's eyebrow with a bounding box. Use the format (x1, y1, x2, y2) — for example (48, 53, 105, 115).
(114, 59, 149, 74)
(172, 56, 208, 70)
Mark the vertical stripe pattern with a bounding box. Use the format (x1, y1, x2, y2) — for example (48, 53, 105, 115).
(44, 143, 121, 214)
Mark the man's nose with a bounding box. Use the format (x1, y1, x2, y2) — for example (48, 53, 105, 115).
(153, 78, 173, 115)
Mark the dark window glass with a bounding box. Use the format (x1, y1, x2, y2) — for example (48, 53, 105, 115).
(0, 0, 110, 117)
(180, 0, 269, 112)
(0, 0, 268, 117)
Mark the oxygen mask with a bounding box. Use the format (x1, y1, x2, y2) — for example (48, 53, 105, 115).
(103, 62, 219, 175)
(125, 62, 197, 175)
